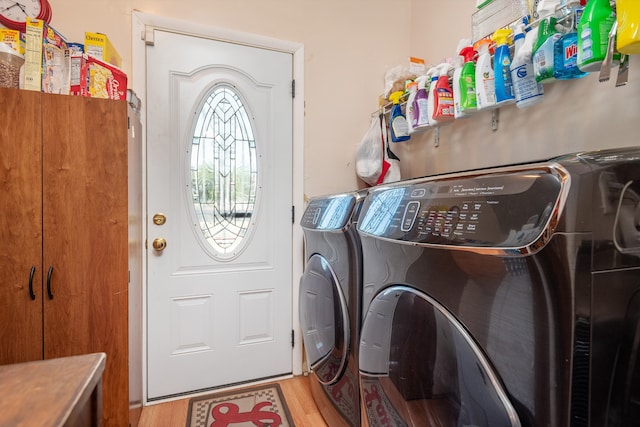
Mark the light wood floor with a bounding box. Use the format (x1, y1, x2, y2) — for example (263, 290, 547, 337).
(138, 375, 328, 427)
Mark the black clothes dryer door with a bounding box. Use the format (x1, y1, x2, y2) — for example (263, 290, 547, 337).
(359, 285, 521, 427)
(300, 253, 349, 385)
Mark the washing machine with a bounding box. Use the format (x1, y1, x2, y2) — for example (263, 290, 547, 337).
(355, 147, 640, 427)
(299, 190, 367, 427)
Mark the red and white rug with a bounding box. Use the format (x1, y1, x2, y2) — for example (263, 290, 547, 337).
(186, 384, 296, 427)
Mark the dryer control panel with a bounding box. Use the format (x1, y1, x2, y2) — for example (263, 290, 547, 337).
(358, 170, 563, 248)
(301, 194, 357, 231)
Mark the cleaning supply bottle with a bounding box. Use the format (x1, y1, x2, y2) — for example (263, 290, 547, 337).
(405, 81, 418, 133)
(453, 55, 464, 119)
(510, 24, 545, 109)
(554, 1, 588, 79)
(533, 16, 561, 83)
(414, 75, 430, 128)
(426, 66, 440, 124)
(474, 39, 496, 111)
(577, 0, 616, 71)
(388, 91, 410, 142)
(432, 63, 455, 123)
(491, 28, 516, 106)
(617, 0, 640, 54)
(458, 45, 477, 113)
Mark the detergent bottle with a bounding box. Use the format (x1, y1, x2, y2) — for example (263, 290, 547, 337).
(405, 81, 418, 133)
(458, 45, 478, 114)
(533, 16, 561, 83)
(432, 63, 455, 122)
(414, 75, 430, 128)
(617, 0, 640, 54)
(510, 24, 544, 109)
(388, 91, 410, 142)
(577, 0, 616, 71)
(474, 39, 496, 111)
(491, 28, 516, 105)
(453, 55, 464, 119)
(554, 0, 587, 79)
(426, 66, 440, 124)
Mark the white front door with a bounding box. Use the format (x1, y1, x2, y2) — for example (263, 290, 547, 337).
(145, 28, 294, 399)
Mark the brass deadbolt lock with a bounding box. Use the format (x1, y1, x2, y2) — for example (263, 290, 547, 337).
(153, 213, 167, 226)
(152, 238, 167, 251)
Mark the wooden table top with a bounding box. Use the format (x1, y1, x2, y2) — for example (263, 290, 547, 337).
(0, 353, 106, 427)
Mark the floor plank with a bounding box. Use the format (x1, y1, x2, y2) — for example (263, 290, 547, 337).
(138, 375, 328, 426)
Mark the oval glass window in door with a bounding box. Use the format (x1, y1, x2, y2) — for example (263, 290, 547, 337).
(299, 254, 350, 385)
(359, 286, 522, 427)
(189, 84, 258, 259)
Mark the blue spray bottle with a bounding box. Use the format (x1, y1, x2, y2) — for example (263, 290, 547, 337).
(491, 28, 516, 106)
(388, 91, 410, 142)
(554, 0, 587, 80)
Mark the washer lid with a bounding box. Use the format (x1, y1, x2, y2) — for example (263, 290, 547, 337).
(360, 286, 521, 427)
(299, 254, 350, 385)
(301, 194, 357, 232)
(358, 166, 568, 255)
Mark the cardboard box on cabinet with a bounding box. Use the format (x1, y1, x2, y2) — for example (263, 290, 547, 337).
(76, 53, 127, 100)
(84, 32, 121, 68)
(24, 18, 70, 94)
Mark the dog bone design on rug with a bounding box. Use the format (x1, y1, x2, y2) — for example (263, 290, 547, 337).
(186, 384, 296, 427)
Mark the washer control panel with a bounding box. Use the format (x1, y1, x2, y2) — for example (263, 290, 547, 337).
(358, 170, 562, 248)
(301, 194, 357, 231)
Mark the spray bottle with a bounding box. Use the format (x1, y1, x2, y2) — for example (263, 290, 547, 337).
(405, 81, 418, 133)
(458, 45, 477, 113)
(474, 39, 496, 111)
(510, 24, 544, 109)
(577, 0, 616, 71)
(414, 75, 430, 128)
(533, 16, 561, 83)
(553, 0, 587, 79)
(452, 55, 468, 120)
(491, 28, 516, 106)
(388, 91, 410, 142)
(432, 63, 455, 123)
(426, 66, 440, 124)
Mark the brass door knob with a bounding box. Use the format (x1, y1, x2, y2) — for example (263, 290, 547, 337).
(152, 238, 167, 251)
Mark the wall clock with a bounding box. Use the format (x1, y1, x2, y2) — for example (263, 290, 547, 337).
(0, 0, 52, 33)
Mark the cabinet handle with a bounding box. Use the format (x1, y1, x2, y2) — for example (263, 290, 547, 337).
(46, 266, 54, 300)
(28, 266, 36, 300)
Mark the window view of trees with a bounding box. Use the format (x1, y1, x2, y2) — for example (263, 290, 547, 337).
(190, 85, 257, 256)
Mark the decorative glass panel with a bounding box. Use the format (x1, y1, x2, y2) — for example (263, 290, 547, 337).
(190, 85, 257, 257)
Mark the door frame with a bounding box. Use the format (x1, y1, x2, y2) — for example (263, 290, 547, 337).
(131, 11, 305, 405)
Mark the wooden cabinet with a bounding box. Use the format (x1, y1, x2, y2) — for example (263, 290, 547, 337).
(0, 87, 129, 427)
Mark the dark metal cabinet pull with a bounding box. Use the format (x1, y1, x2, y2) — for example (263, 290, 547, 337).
(28, 266, 36, 300)
(46, 266, 54, 300)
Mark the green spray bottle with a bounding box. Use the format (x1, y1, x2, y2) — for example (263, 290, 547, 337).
(458, 45, 477, 112)
(533, 16, 561, 83)
(577, 0, 616, 72)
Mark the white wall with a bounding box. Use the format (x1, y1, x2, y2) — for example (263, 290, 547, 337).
(47, 0, 411, 198)
(45, 0, 640, 193)
(397, 1, 640, 179)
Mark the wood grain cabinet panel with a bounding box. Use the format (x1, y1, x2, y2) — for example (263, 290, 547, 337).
(0, 88, 129, 427)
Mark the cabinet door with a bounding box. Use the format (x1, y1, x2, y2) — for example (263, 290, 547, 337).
(0, 88, 44, 365)
(41, 94, 129, 427)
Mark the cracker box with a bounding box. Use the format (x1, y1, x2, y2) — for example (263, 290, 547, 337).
(24, 18, 70, 94)
(0, 29, 24, 55)
(84, 32, 121, 67)
(79, 53, 127, 100)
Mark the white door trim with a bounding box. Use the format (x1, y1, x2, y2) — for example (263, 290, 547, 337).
(131, 11, 305, 405)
